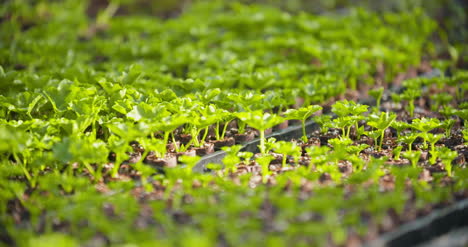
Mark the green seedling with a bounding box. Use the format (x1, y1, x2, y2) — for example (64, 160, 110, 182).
(410, 118, 441, 149)
(328, 137, 353, 162)
(367, 112, 396, 150)
(214, 110, 235, 141)
(222, 145, 243, 173)
(264, 137, 278, 154)
(107, 135, 131, 178)
(284, 105, 322, 142)
(237, 151, 254, 164)
(305, 145, 330, 170)
(393, 146, 403, 161)
(397, 132, 419, 151)
(391, 121, 410, 138)
(273, 141, 302, 166)
(369, 87, 384, 111)
(438, 147, 458, 176)
(430, 93, 453, 111)
(179, 155, 201, 177)
(426, 133, 444, 153)
(256, 154, 274, 183)
(346, 144, 369, 156)
(235, 111, 284, 154)
(463, 128, 468, 145)
(441, 119, 455, 137)
(331, 100, 368, 138)
(402, 150, 421, 168)
(401, 88, 421, 117)
(440, 106, 458, 119)
(313, 115, 332, 134)
(456, 109, 468, 125)
(156, 114, 187, 153)
(189, 105, 219, 147)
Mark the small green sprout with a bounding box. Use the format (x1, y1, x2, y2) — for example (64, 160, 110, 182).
(393, 146, 403, 161)
(403, 150, 421, 168)
(410, 118, 442, 149)
(441, 119, 455, 137)
(369, 87, 384, 111)
(256, 154, 275, 183)
(391, 121, 410, 138)
(222, 145, 243, 173)
(397, 132, 419, 151)
(284, 105, 322, 142)
(463, 128, 468, 145)
(179, 155, 201, 177)
(313, 115, 332, 134)
(235, 111, 285, 154)
(367, 112, 396, 150)
(305, 145, 330, 170)
(401, 88, 421, 117)
(430, 93, 453, 111)
(438, 147, 458, 176)
(331, 100, 368, 138)
(273, 141, 302, 166)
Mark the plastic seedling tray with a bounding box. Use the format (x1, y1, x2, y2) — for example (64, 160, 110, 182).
(368, 197, 468, 247)
(193, 120, 319, 173)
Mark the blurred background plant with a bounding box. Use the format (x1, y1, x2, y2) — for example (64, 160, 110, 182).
(84, 0, 466, 66)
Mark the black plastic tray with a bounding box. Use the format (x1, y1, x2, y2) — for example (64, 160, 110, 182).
(368, 197, 468, 247)
(193, 120, 319, 173)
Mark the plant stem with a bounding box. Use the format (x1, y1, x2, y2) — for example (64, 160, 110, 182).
(409, 100, 414, 117)
(259, 130, 265, 154)
(221, 120, 231, 140)
(201, 127, 209, 146)
(379, 130, 385, 151)
(301, 120, 307, 142)
(215, 122, 221, 140)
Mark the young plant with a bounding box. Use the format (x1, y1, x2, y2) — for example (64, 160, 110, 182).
(393, 146, 403, 161)
(369, 87, 384, 111)
(331, 100, 368, 138)
(284, 105, 322, 142)
(313, 115, 332, 134)
(305, 145, 330, 170)
(401, 88, 421, 117)
(107, 135, 131, 178)
(410, 118, 441, 149)
(397, 132, 419, 151)
(237, 151, 254, 164)
(235, 111, 284, 154)
(179, 155, 201, 177)
(426, 133, 444, 153)
(221, 145, 243, 173)
(367, 112, 396, 151)
(438, 147, 458, 176)
(214, 110, 235, 141)
(345, 144, 369, 156)
(430, 93, 453, 111)
(391, 121, 410, 138)
(256, 154, 275, 183)
(441, 119, 455, 137)
(156, 114, 187, 153)
(463, 128, 468, 145)
(402, 150, 421, 168)
(273, 141, 302, 166)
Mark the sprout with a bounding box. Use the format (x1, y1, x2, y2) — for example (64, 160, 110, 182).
(403, 150, 421, 168)
(369, 87, 384, 111)
(284, 105, 322, 142)
(367, 112, 396, 151)
(235, 111, 284, 154)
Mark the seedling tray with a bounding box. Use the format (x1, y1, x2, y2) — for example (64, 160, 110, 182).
(368, 197, 468, 247)
(194, 120, 319, 172)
